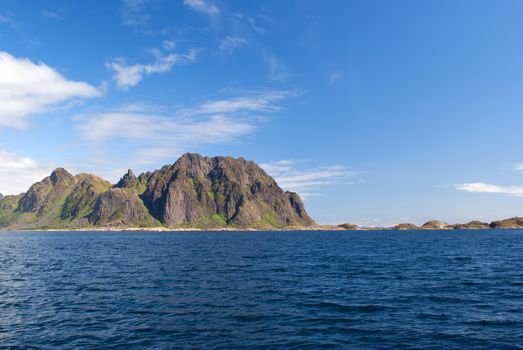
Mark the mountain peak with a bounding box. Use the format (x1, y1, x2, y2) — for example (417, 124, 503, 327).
(50, 168, 73, 185)
(115, 169, 139, 189)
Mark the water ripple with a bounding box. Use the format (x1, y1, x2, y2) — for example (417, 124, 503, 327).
(0, 229, 522, 349)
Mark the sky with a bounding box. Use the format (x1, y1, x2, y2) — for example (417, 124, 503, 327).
(0, 0, 522, 226)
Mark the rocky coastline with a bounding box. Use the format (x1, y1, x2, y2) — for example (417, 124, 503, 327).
(337, 218, 523, 231)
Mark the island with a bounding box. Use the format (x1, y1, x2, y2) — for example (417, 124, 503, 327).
(0, 153, 317, 231)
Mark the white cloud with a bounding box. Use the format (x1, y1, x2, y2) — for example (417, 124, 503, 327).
(162, 40, 176, 50)
(0, 51, 100, 129)
(74, 91, 291, 166)
(183, 0, 219, 15)
(454, 183, 523, 197)
(0, 13, 18, 29)
(0, 150, 54, 195)
(42, 10, 61, 20)
(121, 0, 150, 26)
(219, 36, 247, 56)
(196, 91, 291, 114)
(260, 160, 355, 198)
(513, 163, 523, 173)
(106, 48, 199, 89)
(235, 13, 266, 34)
(264, 52, 292, 82)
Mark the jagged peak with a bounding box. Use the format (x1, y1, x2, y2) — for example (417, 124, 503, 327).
(50, 168, 73, 185)
(178, 152, 204, 160)
(115, 169, 139, 189)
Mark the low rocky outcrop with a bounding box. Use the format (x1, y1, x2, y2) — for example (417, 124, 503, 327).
(453, 221, 489, 230)
(0, 153, 315, 230)
(489, 217, 523, 229)
(421, 220, 452, 230)
(393, 223, 419, 230)
(338, 223, 359, 230)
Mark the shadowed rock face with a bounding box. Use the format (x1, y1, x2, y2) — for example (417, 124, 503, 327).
(89, 188, 155, 226)
(338, 223, 359, 230)
(141, 153, 315, 228)
(0, 153, 315, 230)
(0, 193, 3, 201)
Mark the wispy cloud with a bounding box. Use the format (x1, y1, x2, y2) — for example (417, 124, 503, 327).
(121, 0, 150, 27)
(235, 13, 266, 34)
(0, 51, 100, 129)
(513, 163, 523, 174)
(183, 0, 219, 16)
(73, 90, 292, 167)
(264, 52, 292, 82)
(329, 71, 342, 84)
(260, 160, 356, 198)
(162, 40, 176, 50)
(0, 150, 54, 195)
(106, 47, 199, 90)
(0, 13, 19, 29)
(195, 90, 291, 114)
(219, 36, 247, 56)
(454, 183, 523, 197)
(42, 9, 61, 20)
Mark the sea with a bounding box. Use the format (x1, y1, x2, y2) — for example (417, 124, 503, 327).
(1, 230, 522, 349)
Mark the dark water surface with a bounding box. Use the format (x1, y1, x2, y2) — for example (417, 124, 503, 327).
(1, 230, 523, 349)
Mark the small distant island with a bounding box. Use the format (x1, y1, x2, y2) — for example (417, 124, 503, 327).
(337, 218, 523, 231)
(0, 153, 522, 232)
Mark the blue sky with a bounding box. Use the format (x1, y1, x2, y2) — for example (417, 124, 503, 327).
(0, 0, 522, 226)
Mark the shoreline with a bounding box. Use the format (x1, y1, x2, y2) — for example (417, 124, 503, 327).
(2, 226, 523, 233)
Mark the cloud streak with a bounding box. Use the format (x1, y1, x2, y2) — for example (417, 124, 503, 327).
(0, 51, 100, 129)
(513, 163, 523, 173)
(121, 0, 150, 27)
(454, 183, 523, 197)
(183, 0, 219, 16)
(106, 48, 199, 89)
(74, 90, 292, 166)
(219, 36, 247, 56)
(260, 160, 355, 198)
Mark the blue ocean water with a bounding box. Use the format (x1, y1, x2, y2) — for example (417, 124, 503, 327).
(1, 230, 523, 349)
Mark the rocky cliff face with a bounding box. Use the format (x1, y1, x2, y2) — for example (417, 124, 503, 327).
(141, 153, 314, 228)
(0, 153, 315, 230)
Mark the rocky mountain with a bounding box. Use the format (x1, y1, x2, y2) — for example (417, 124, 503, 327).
(0, 153, 315, 230)
(0, 193, 3, 201)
